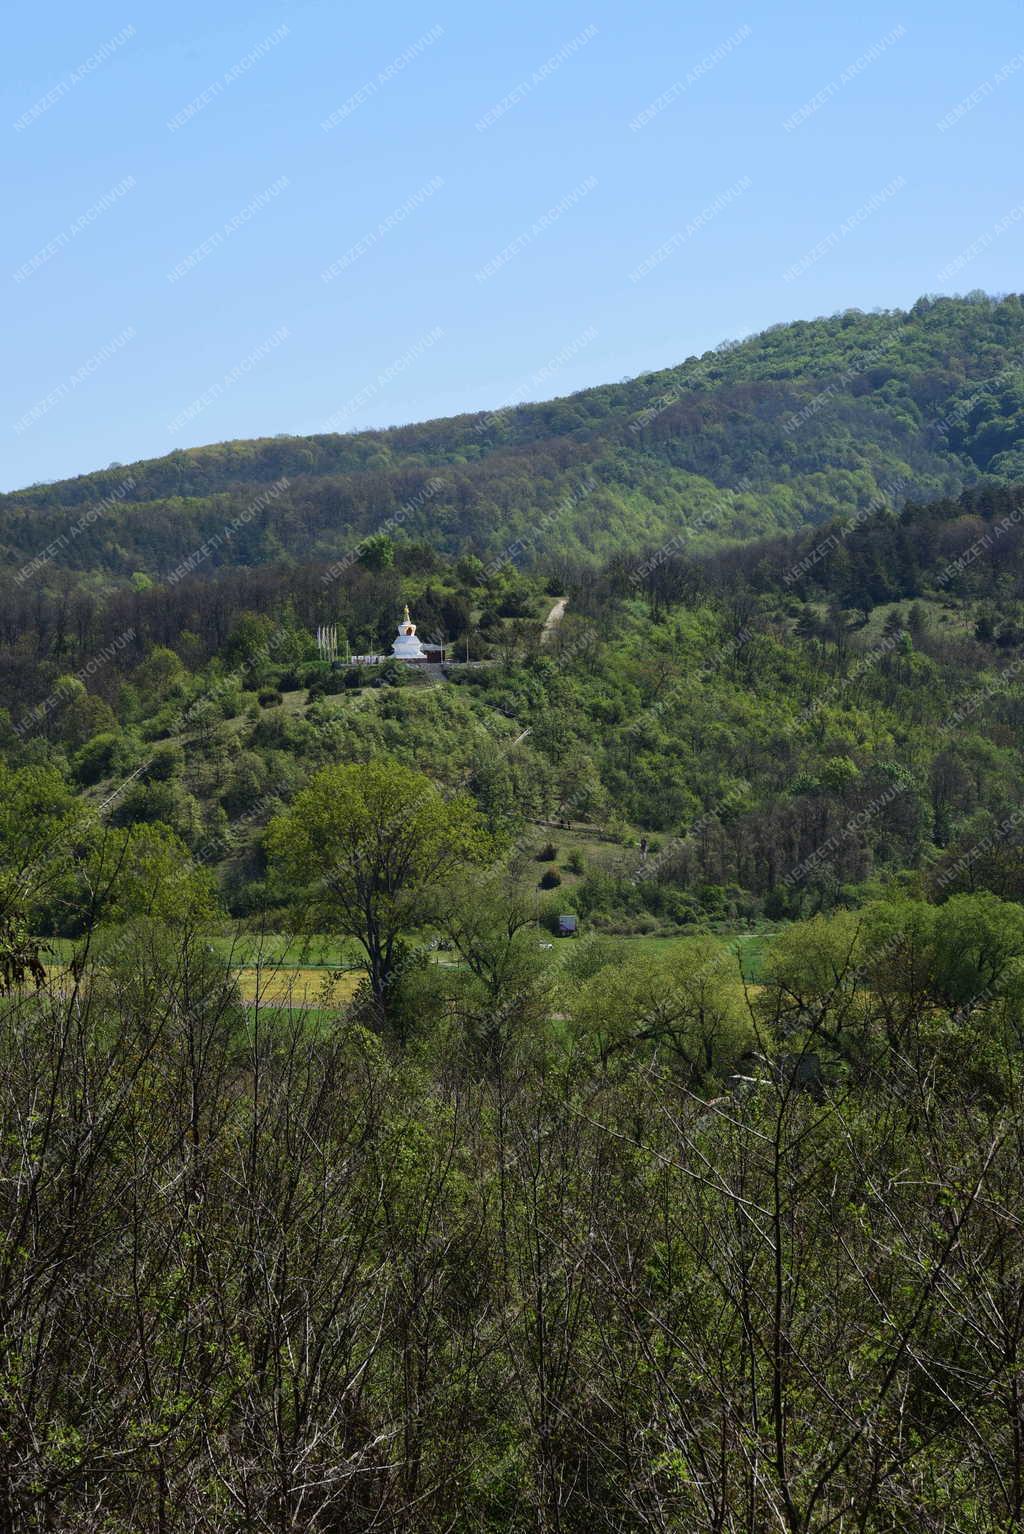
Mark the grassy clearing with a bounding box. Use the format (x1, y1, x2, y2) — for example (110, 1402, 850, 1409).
(236, 965, 361, 1008)
(43, 932, 366, 969)
(210, 933, 363, 968)
(858, 596, 975, 643)
(41, 927, 773, 1013)
(512, 825, 633, 898)
(624, 931, 770, 983)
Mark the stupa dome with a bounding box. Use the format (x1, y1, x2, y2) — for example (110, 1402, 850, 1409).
(391, 605, 426, 660)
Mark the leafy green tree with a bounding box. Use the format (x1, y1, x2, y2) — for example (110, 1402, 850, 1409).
(223, 613, 276, 672)
(359, 534, 395, 570)
(439, 877, 549, 1063)
(84, 822, 218, 930)
(220, 751, 270, 817)
(573, 939, 752, 1080)
(857, 897, 940, 1049)
(759, 909, 877, 1064)
(820, 756, 859, 794)
(109, 779, 203, 845)
(0, 763, 90, 988)
(133, 645, 186, 701)
(930, 892, 1024, 1013)
(456, 554, 484, 585)
(59, 689, 118, 750)
(181, 695, 222, 749)
(466, 751, 526, 839)
(74, 730, 132, 786)
(144, 743, 184, 782)
(267, 761, 491, 1026)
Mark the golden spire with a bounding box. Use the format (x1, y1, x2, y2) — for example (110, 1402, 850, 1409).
(402, 604, 411, 624)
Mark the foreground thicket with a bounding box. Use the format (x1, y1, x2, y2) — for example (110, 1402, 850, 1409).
(3, 913, 1024, 1532)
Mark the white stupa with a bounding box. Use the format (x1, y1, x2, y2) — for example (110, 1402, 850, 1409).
(391, 605, 426, 661)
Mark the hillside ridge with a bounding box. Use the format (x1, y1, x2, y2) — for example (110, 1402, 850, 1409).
(5, 293, 1024, 578)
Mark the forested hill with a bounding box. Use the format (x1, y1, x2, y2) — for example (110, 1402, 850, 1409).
(6, 477, 1024, 927)
(7, 292, 1024, 580)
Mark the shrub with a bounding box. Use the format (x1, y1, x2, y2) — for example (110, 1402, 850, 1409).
(539, 867, 562, 890)
(308, 672, 347, 699)
(496, 586, 531, 618)
(371, 660, 408, 688)
(108, 780, 202, 844)
(258, 690, 284, 709)
(74, 731, 128, 786)
(144, 743, 185, 782)
(537, 842, 559, 862)
(566, 850, 585, 875)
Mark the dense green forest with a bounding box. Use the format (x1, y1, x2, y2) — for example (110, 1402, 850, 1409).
(7, 296, 1024, 1528)
(5, 475, 1024, 927)
(6, 293, 1024, 578)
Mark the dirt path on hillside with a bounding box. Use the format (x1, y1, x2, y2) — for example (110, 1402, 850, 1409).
(542, 597, 567, 642)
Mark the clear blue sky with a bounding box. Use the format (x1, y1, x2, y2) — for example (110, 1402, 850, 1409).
(3, 0, 1022, 489)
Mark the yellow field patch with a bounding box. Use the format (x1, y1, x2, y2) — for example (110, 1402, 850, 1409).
(235, 966, 363, 1009)
(37, 961, 364, 1013)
